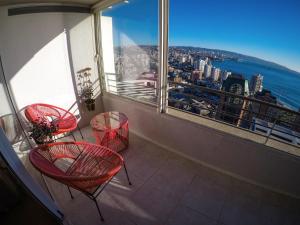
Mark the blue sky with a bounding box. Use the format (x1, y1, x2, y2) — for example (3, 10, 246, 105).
(103, 0, 300, 72)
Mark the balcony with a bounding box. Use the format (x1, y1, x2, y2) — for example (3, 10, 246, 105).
(21, 125, 300, 225)
(0, 1, 300, 225)
(3, 92, 300, 225)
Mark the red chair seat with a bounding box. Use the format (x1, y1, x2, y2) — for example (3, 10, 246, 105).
(29, 141, 131, 221)
(24, 103, 78, 136)
(53, 117, 77, 134)
(29, 142, 123, 193)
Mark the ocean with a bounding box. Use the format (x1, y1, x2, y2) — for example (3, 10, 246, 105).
(212, 59, 300, 110)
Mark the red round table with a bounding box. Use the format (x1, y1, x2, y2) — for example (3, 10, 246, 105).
(90, 111, 129, 152)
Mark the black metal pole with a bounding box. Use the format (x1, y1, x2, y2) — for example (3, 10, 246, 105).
(123, 162, 132, 185)
(93, 198, 104, 221)
(67, 186, 74, 199)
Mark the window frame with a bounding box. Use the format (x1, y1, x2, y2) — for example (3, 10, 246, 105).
(93, 0, 170, 110)
(93, 0, 300, 151)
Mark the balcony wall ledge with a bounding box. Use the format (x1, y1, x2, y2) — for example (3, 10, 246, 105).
(167, 107, 300, 157)
(102, 93, 300, 199)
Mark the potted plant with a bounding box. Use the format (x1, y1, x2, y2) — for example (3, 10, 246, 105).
(29, 120, 58, 144)
(81, 86, 95, 111)
(77, 68, 95, 111)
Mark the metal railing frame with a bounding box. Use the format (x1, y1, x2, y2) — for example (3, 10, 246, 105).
(168, 81, 300, 147)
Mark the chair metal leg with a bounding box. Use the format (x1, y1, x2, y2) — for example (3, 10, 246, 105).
(93, 198, 104, 221)
(77, 125, 84, 140)
(67, 186, 74, 199)
(123, 162, 132, 185)
(41, 173, 54, 200)
(71, 132, 76, 141)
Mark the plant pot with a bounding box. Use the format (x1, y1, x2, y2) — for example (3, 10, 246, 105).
(34, 139, 45, 145)
(85, 100, 95, 111)
(33, 136, 54, 145)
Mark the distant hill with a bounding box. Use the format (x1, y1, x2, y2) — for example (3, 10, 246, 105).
(170, 46, 300, 76)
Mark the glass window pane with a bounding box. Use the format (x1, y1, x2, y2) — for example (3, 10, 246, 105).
(100, 0, 159, 105)
(168, 0, 300, 146)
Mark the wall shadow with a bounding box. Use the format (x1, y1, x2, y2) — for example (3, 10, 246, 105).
(0, 7, 104, 133)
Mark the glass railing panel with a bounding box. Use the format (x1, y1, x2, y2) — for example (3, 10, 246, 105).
(100, 0, 159, 105)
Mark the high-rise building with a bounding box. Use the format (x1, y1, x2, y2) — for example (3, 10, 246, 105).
(188, 55, 193, 65)
(193, 60, 199, 70)
(211, 67, 221, 81)
(221, 70, 231, 81)
(218, 74, 250, 127)
(193, 59, 206, 71)
(204, 64, 212, 78)
(199, 71, 204, 80)
(249, 74, 263, 94)
(199, 60, 206, 72)
(205, 57, 209, 64)
(211, 67, 216, 80)
(222, 74, 249, 96)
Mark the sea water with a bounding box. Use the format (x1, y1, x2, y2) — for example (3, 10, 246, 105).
(213, 60, 300, 110)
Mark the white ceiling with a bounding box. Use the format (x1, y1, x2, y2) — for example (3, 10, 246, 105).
(0, 0, 101, 7)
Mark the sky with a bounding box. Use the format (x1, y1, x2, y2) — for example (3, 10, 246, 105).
(103, 0, 300, 72)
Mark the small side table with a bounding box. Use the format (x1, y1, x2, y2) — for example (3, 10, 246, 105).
(90, 111, 129, 152)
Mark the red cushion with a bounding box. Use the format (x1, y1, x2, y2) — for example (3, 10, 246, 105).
(54, 117, 76, 130)
(25, 106, 49, 125)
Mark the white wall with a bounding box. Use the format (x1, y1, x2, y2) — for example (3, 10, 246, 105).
(68, 15, 100, 99)
(0, 7, 99, 117)
(101, 16, 115, 75)
(101, 16, 117, 93)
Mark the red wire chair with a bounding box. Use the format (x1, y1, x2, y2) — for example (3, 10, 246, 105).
(24, 103, 83, 141)
(29, 142, 131, 221)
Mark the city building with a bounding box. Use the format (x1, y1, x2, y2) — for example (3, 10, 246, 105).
(189, 55, 193, 65)
(199, 59, 206, 72)
(222, 74, 250, 96)
(204, 64, 212, 78)
(193, 59, 206, 71)
(250, 74, 263, 94)
(193, 60, 199, 70)
(191, 70, 203, 81)
(255, 89, 277, 104)
(218, 74, 250, 126)
(204, 57, 209, 64)
(168, 66, 174, 73)
(253, 89, 278, 121)
(174, 74, 183, 83)
(181, 56, 187, 63)
(221, 70, 231, 81)
(211, 67, 221, 81)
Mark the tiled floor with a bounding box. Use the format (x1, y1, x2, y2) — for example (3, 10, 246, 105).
(24, 127, 300, 225)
